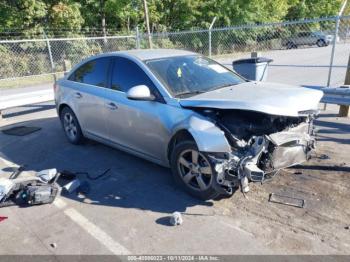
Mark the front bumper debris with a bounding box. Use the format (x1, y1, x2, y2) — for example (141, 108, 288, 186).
(210, 122, 316, 194)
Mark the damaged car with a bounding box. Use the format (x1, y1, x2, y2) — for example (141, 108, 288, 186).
(54, 49, 323, 199)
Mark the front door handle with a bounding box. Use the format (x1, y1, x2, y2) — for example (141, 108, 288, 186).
(75, 92, 82, 99)
(107, 102, 118, 110)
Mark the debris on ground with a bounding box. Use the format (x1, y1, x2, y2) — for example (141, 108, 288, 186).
(36, 169, 58, 183)
(61, 169, 110, 195)
(60, 169, 110, 181)
(63, 179, 81, 194)
(0, 216, 8, 223)
(345, 226, 349, 230)
(0, 168, 60, 208)
(170, 212, 183, 226)
(50, 243, 57, 248)
(77, 181, 90, 195)
(294, 171, 303, 175)
(318, 154, 330, 160)
(1, 126, 41, 136)
(268, 193, 305, 208)
(9, 166, 25, 179)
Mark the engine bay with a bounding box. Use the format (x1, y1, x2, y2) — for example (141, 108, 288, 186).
(194, 108, 317, 195)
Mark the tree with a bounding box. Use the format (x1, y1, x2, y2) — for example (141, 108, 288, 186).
(49, 2, 84, 31)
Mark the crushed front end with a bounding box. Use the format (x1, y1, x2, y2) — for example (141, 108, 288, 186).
(199, 109, 318, 195)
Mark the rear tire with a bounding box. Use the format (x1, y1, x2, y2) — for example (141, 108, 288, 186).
(286, 42, 297, 49)
(316, 39, 326, 47)
(60, 107, 84, 145)
(170, 141, 220, 200)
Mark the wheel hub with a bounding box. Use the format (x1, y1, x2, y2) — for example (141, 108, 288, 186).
(177, 149, 213, 191)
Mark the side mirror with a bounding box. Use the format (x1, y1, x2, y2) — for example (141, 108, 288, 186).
(126, 85, 155, 101)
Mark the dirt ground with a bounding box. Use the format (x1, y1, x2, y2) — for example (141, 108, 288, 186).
(213, 106, 350, 254)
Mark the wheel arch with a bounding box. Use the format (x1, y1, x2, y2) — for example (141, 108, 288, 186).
(167, 116, 231, 162)
(58, 103, 78, 120)
(58, 103, 70, 117)
(167, 129, 195, 161)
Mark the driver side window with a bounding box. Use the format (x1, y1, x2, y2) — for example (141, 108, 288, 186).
(111, 57, 156, 93)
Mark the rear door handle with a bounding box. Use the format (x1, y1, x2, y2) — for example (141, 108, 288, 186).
(107, 102, 118, 110)
(75, 92, 82, 99)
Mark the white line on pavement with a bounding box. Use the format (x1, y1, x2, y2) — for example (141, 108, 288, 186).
(63, 207, 131, 255)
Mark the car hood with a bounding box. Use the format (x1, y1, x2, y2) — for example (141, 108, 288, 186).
(179, 82, 324, 117)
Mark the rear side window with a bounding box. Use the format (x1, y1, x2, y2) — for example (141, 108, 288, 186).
(68, 57, 110, 87)
(111, 57, 156, 92)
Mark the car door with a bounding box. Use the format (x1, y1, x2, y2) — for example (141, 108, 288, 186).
(67, 57, 111, 140)
(104, 56, 170, 162)
(305, 32, 314, 45)
(295, 32, 305, 45)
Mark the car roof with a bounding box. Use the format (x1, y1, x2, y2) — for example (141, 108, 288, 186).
(99, 49, 197, 61)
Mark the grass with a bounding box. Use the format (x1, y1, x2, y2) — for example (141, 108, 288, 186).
(0, 73, 64, 89)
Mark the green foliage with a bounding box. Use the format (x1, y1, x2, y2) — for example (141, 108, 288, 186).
(0, 0, 345, 80)
(0, 0, 344, 36)
(49, 2, 84, 31)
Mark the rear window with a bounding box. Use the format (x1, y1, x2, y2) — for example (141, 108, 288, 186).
(68, 57, 110, 87)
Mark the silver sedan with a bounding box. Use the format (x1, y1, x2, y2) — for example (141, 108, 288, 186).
(55, 49, 323, 199)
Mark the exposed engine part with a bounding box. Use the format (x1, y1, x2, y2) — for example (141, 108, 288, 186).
(0, 168, 60, 208)
(200, 108, 318, 195)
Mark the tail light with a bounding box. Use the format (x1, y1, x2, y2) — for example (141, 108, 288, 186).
(53, 82, 58, 92)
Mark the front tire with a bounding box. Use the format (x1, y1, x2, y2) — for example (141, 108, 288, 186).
(170, 141, 220, 200)
(60, 107, 84, 144)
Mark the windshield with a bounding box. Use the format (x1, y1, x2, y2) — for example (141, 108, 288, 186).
(145, 55, 245, 98)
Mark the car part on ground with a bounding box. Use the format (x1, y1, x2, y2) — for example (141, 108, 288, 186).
(0, 168, 60, 207)
(269, 193, 305, 208)
(169, 212, 183, 226)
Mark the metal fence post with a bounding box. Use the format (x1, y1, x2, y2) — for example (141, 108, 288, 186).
(43, 31, 56, 82)
(208, 17, 217, 57)
(135, 26, 140, 49)
(327, 16, 340, 87)
(208, 29, 212, 57)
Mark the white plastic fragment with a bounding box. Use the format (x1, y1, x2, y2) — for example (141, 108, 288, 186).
(241, 176, 250, 193)
(63, 179, 81, 193)
(36, 168, 58, 183)
(0, 178, 14, 201)
(170, 212, 183, 226)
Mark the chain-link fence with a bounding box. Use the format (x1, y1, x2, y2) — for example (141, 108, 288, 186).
(1, 16, 349, 90)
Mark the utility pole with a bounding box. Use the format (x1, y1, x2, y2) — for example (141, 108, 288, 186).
(101, 0, 107, 43)
(142, 0, 152, 49)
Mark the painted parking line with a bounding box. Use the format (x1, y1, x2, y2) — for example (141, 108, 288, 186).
(63, 207, 131, 255)
(53, 197, 131, 255)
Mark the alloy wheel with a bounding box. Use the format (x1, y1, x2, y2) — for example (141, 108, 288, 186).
(63, 112, 78, 141)
(177, 149, 213, 191)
